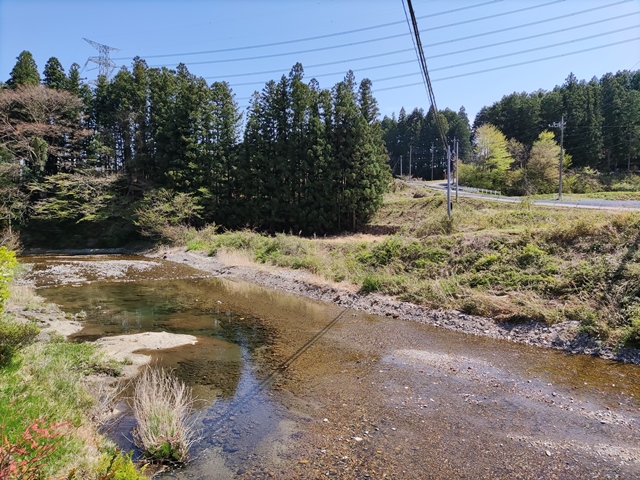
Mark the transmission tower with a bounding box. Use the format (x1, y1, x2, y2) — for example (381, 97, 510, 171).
(82, 38, 119, 80)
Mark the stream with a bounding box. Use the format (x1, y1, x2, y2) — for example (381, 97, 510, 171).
(23, 255, 640, 479)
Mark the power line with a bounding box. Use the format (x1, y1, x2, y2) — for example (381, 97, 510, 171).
(373, 37, 640, 93)
(112, 0, 507, 61)
(203, 12, 638, 81)
(375, 26, 640, 83)
(144, 0, 631, 68)
(225, 28, 639, 89)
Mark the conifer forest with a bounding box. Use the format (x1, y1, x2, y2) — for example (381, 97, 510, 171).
(1, 50, 639, 246)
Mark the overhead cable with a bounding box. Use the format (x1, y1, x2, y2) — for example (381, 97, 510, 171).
(374, 37, 640, 92)
(225, 27, 639, 88)
(142, 0, 631, 68)
(203, 12, 638, 81)
(112, 0, 507, 60)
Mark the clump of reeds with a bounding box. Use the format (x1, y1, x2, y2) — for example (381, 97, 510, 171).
(132, 367, 196, 463)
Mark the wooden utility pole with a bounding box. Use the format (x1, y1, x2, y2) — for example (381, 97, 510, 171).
(430, 142, 435, 181)
(549, 116, 566, 200)
(446, 145, 452, 218)
(455, 137, 459, 203)
(409, 145, 412, 178)
(399, 155, 403, 177)
(629, 131, 633, 172)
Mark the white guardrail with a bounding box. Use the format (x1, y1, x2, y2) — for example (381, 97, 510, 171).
(456, 186, 502, 196)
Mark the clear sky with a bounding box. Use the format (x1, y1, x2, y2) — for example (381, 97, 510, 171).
(1, 0, 639, 123)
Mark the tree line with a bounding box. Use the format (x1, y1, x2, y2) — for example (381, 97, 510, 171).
(2, 49, 639, 246)
(474, 72, 640, 172)
(380, 70, 640, 194)
(0, 51, 391, 244)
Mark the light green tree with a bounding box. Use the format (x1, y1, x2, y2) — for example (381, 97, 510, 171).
(473, 123, 513, 190)
(526, 130, 571, 194)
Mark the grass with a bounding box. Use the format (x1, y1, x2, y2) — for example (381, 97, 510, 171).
(1, 282, 147, 479)
(174, 183, 640, 347)
(132, 366, 196, 463)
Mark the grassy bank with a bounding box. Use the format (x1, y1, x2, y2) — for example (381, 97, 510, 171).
(176, 182, 640, 346)
(1, 284, 148, 479)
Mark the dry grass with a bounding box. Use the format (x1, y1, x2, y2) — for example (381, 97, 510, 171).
(173, 184, 640, 345)
(132, 366, 196, 463)
(216, 247, 260, 268)
(5, 283, 50, 312)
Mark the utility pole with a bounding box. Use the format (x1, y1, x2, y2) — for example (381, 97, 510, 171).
(629, 131, 633, 172)
(549, 116, 566, 200)
(454, 137, 459, 203)
(446, 145, 452, 218)
(409, 145, 412, 178)
(400, 155, 403, 177)
(430, 142, 435, 181)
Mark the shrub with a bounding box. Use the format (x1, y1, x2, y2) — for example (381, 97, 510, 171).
(94, 450, 148, 480)
(360, 274, 382, 293)
(0, 316, 39, 364)
(132, 367, 196, 463)
(134, 189, 202, 240)
(0, 247, 17, 315)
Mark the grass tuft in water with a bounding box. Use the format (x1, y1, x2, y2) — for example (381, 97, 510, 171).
(132, 367, 196, 463)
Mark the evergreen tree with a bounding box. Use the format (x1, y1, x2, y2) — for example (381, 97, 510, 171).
(201, 80, 241, 224)
(562, 73, 603, 168)
(43, 57, 66, 90)
(7, 51, 40, 87)
(331, 72, 390, 230)
(601, 71, 638, 170)
(358, 78, 379, 124)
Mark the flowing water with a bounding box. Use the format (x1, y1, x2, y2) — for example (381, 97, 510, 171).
(23, 255, 640, 479)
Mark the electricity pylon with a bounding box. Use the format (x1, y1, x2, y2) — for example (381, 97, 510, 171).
(82, 38, 119, 80)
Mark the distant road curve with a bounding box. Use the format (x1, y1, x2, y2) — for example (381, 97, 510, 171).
(409, 180, 640, 211)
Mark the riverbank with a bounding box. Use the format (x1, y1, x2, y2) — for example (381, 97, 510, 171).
(5, 284, 197, 379)
(149, 247, 640, 365)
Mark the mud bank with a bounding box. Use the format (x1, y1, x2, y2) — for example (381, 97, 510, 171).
(149, 247, 640, 365)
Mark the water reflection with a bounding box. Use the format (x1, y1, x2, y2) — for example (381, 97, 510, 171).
(27, 256, 640, 478)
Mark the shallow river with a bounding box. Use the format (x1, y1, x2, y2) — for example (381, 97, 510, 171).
(24, 255, 640, 479)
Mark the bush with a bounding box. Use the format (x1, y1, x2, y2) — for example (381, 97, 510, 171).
(0, 246, 17, 315)
(132, 367, 196, 463)
(134, 189, 202, 241)
(0, 316, 39, 364)
(94, 450, 148, 480)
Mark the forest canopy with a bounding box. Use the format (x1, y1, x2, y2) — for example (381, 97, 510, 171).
(1, 53, 392, 245)
(1, 49, 639, 247)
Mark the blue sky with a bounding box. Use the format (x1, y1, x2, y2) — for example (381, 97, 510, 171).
(1, 0, 639, 123)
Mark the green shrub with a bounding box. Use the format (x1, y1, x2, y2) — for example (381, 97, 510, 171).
(623, 319, 640, 346)
(94, 450, 148, 480)
(360, 274, 382, 293)
(474, 253, 501, 270)
(134, 189, 202, 240)
(517, 244, 548, 267)
(0, 316, 39, 364)
(0, 246, 17, 314)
